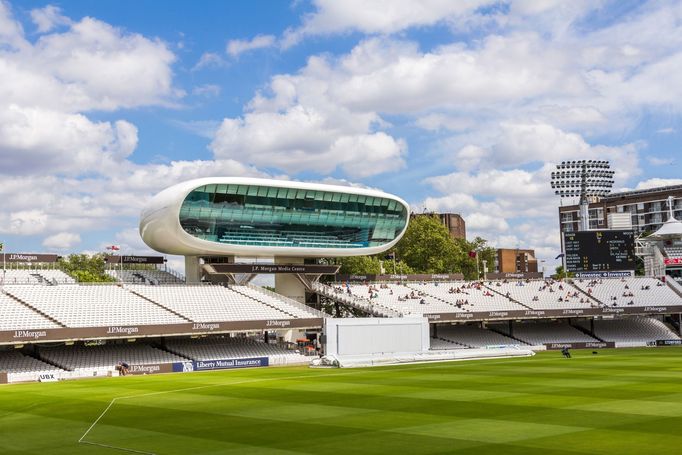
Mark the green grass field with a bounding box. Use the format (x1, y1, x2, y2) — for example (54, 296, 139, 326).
(2, 348, 682, 454)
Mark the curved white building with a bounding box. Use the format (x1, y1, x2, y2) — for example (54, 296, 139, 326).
(140, 177, 409, 258)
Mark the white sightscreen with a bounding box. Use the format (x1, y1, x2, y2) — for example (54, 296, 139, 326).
(337, 322, 425, 355)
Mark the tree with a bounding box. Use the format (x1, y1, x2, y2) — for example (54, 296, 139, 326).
(455, 236, 497, 280)
(336, 255, 383, 275)
(393, 215, 460, 274)
(58, 254, 116, 283)
(334, 255, 414, 275)
(553, 265, 574, 279)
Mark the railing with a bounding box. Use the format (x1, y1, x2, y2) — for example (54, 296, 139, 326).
(312, 282, 402, 317)
(244, 283, 328, 318)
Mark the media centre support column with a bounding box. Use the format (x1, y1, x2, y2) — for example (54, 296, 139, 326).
(185, 256, 202, 283)
(274, 257, 306, 303)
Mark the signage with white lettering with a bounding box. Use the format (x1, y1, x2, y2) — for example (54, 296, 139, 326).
(4, 253, 59, 263)
(212, 264, 340, 274)
(106, 255, 165, 264)
(0, 318, 324, 345)
(173, 357, 269, 372)
(656, 339, 682, 346)
(127, 363, 173, 375)
(574, 271, 634, 278)
(544, 342, 615, 350)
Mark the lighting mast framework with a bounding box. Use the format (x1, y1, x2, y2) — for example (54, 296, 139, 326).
(550, 160, 615, 231)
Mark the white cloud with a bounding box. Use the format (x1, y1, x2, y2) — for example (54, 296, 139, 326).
(283, 0, 494, 47)
(0, 1, 27, 50)
(646, 156, 676, 166)
(1, 15, 177, 113)
(227, 34, 276, 57)
(192, 84, 221, 97)
(635, 178, 682, 190)
(0, 5, 181, 181)
(0, 106, 138, 175)
(30, 5, 72, 33)
(42, 232, 81, 249)
(656, 127, 675, 134)
(466, 212, 510, 232)
(211, 84, 407, 177)
(192, 52, 225, 71)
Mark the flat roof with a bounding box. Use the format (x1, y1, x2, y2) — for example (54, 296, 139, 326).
(603, 184, 682, 201)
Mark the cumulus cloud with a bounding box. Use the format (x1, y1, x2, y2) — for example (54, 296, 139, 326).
(0, 4, 178, 179)
(646, 156, 676, 166)
(0, 4, 268, 245)
(30, 5, 72, 33)
(42, 232, 81, 250)
(227, 34, 276, 57)
(283, 0, 495, 47)
(192, 52, 225, 71)
(0, 106, 138, 175)
(210, 61, 408, 177)
(192, 84, 221, 97)
(635, 178, 682, 190)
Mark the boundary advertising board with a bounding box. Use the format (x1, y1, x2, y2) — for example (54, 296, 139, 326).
(172, 357, 269, 372)
(544, 342, 615, 350)
(423, 305, 682, 323)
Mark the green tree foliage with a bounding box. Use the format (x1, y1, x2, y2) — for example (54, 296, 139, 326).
(58, 254, 116, 283)
(456, 236, 497, 280)
(553, 265, 574, 279)
(394, 215, 460, 274)
(327, 215, 497, 279)
(335, 255, 414, 275)
(336, 255, 383, 275)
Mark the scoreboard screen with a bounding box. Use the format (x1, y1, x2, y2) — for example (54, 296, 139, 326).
(563, 230, 636, 272)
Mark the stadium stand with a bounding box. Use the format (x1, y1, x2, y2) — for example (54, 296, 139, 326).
(37, 344, 187, 376)
(312, 282, 402, 317)
(234, 285, 324, 318)
(4, 285, 187, 327)
(435, 324, 524, 348)
(494, 321, 599, 345)
(664, 245, 682, 258)
(410, 281, 529, 311)
(1, 269, 75, 285)
(164, 337, 309, 366)
(570, 277, 679, 307)
(127, 284, 309, 322)
(347, 282, 459, 316)
(576, 317, 680, 346)
(320, 278, 682, 315)
(0, 350, 63, 381)
(107, 269, 184, 284)
(486, 280, 596, 309)
(0, 292, 61, 330)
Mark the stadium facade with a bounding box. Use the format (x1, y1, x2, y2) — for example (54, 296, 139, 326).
(140, 177, 410, 301)
(558, 184, 682, 233)
(140, 177, 409, 258)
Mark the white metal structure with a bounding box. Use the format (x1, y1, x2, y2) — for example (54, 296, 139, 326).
(139, 177, 409, 258)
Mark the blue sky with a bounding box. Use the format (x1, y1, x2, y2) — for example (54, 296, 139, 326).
(1, 0, 681, 273)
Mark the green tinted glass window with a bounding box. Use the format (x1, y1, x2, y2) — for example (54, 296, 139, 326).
(180, 184, 407, 249)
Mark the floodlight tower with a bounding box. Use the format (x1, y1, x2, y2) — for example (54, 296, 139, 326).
(550, 160, 615, 231)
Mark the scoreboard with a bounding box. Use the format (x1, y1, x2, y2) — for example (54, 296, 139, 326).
(563, 230, 636, 272)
